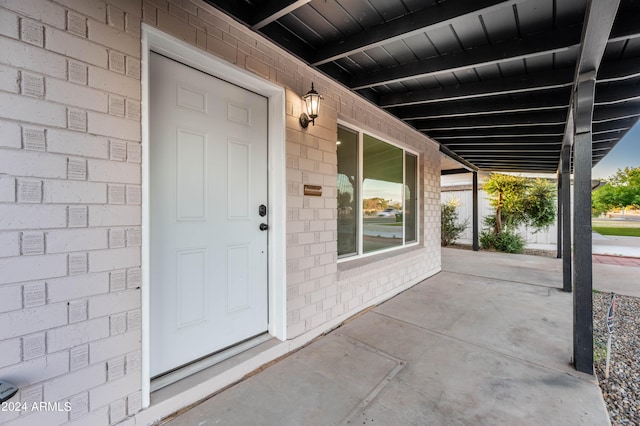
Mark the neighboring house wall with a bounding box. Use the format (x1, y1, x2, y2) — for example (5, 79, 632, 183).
(0, 1, 440, 425)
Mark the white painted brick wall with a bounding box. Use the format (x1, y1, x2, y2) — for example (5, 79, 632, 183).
(43, 180, 108, 204)
(88, 66, 140, 100)
(0, 1, 144, 424)
(46, 129, 110, 159)
(46, 317, 110, 353)
(46, 77, 109, 112)
(46, 273, 110, 303)
(90, 332, 141, 364)
(46, 26, 108, 68)
(0, 350, 69, 388)
(0, 205, 68, 230)
(88, 290, 140, 318)
(88, 159, 140, 184)
(0, 285, 22, 314)
(0, 0, 440, 423)
(0, 37, 68, 79)
(0, 148, 68, 178)
(0, 303, 67, 340)
(0, 92, 68, 127)
(90, 373, 139, 411)
(66, 406, 108, 426)
(88, 205, 141, 226)
(0, 120, 22, 149)
(46, 229, 109, 253)
(0, 64, 19, 94)
(0, 338, 21, 369)
(87, 111, 141, 140)
(43, 362, 106, 402)
(88, 247, 141, 272)
(2, 0, 67, 29)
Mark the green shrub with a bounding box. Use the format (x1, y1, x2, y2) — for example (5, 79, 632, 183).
(495, 230, 525, 253)
(480, 229, 525, 253)
(479, 230, 496, 250)
(441, 200, 468, 246)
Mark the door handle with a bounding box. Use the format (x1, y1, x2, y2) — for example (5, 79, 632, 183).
(259, 223, 269, 231)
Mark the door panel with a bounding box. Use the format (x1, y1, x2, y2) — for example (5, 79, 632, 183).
(150, 52, 268, 377)
(176, 128, 207, 221)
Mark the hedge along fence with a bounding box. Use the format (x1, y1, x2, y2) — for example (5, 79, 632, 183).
(441, 187, 560, 247)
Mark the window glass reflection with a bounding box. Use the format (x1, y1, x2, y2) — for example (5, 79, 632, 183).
(362, 135, 403, 253)
(337, 127, 358, 258)
(405, 153, 417, 243)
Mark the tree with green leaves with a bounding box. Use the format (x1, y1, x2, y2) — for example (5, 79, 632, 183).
(480, 173, 557, 253)
(592, 167, 640, 217)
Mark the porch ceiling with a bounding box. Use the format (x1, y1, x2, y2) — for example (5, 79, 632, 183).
(204, 0, 640, 173)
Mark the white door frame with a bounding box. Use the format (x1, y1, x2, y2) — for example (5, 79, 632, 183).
(141, 24, 287, 408)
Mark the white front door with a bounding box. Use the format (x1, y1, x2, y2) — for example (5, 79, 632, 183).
(149, 52, 269, 377)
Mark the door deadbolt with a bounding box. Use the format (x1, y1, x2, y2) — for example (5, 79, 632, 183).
(259, 204, 267, 217)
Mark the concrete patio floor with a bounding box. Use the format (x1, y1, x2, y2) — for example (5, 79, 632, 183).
(163, 248, 613, 425)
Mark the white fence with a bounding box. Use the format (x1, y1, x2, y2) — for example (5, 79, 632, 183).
(441, 189, 558, 246)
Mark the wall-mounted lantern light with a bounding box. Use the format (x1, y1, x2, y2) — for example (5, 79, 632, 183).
(299, 83, 323, 128)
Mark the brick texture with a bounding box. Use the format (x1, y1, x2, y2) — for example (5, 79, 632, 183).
(0, 0, 441, 424)
(0, 1, 143, 424)
(143, 1, 442, 339)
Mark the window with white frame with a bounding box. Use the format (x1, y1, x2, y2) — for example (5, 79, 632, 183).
(337, 124, 418, 259)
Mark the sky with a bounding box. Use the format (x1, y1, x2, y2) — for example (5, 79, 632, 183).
(592, 122, 640, 180)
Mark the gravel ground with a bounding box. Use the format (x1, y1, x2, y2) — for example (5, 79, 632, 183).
(593, 292, 640, 425)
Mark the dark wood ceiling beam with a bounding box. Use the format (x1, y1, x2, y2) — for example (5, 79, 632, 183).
(315, 62, 354, 88)
(252, 0, 311, 30)
(412, 110, 567, 128)
(593, 105, 640, 123)
(452, 149, 560, 155)
(478, 165, 558, 172)
(592, 129, 625, 139)
(438, 145, 477, 171)
(310, 0, 524, 66)
(593, 127, 629, 136)
(594, 83, 640, 105)
(471, 159, 559, 164)
(259, 22, 316, 61)
(597, 57, 640, 83)
(430, 133, 563, 145)
(391, 94, 569, 120)
(607, 11, 640, 43)
(203, 1, 253, 24)
(351, 25, 582, 89)
(475, 161, 557, 166)
(593, 119, 634, 133)
(443, 139, 562, 146)
(441, 168, 472, 175)
(435, 133, 564, 140)
(425, 129, 564, 142)
(456, 154, 560, 159)
(421, 121, 565, 132)
(377, 53, 632, 110)
(591, 140, 618, 150)
(464, 158, 559, 164)
(592, 137, 618, 144)
(379, 68, 575, 107)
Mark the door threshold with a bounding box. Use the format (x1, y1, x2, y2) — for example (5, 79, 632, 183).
(151, 333, 273, 392)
